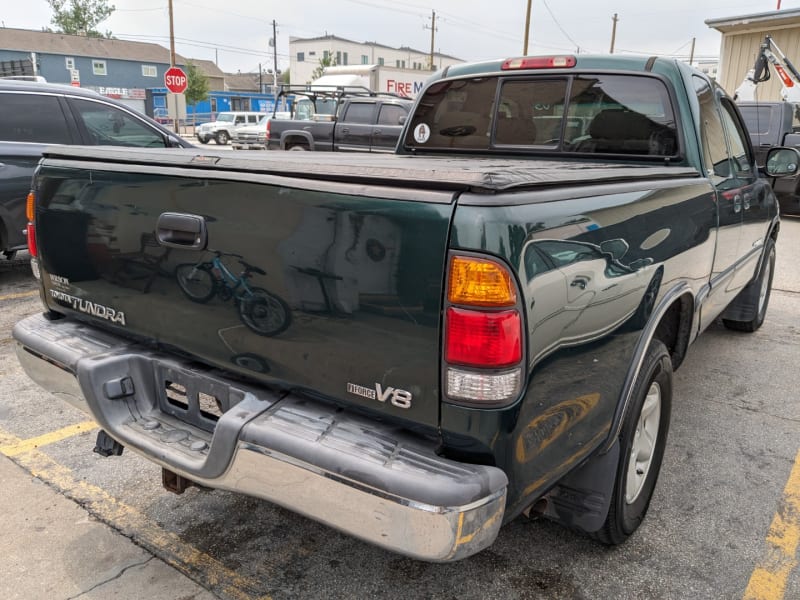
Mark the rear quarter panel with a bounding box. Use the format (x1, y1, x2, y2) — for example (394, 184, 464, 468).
(443, 177, 716, 518)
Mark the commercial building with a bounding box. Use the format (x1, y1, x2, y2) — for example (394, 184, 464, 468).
(289, 34, 463, 85)
(706, 8, 800, 100)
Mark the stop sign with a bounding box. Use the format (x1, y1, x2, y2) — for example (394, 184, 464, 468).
(164, 66, 188, 94)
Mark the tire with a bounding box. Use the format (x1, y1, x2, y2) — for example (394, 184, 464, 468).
(175, 263, 216, 303)
(592, 339, 672, 545)
(215, 131, 229, 145)
(198, 137, 209, 144)
(239, 287, 291, 336)
(287, 143, 308, 151)
(723, 237, 776, 333)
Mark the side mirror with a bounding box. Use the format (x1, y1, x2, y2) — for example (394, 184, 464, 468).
(599, 238, 629, 262)
(765, 147, 800, 177)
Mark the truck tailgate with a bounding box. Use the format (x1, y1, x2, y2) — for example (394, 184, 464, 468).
(34, 149, 456, 429)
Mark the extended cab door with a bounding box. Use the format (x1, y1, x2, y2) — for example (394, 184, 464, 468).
(335, 101, 377, 151)
(372, 102, 409, 152)
(695, 77, 750, 327)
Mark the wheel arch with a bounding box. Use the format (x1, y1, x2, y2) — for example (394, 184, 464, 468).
(603, 283, 694, 453)
(280, 131, 313, 150)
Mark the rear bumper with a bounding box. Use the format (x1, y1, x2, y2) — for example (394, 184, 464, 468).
(13, 313, 507, 562)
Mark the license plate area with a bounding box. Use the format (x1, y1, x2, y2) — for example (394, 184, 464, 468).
(158, 365, 234, 432)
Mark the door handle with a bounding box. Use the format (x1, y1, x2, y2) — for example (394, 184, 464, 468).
(340, 128, 350, 135)
(570, 277, 588, 290)
(156, 212, 207, 249)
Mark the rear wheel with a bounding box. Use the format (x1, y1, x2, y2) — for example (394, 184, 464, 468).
(592, 339, 672, 545)
(239, 288, 291, 336)
(723, 237, 776, 333)
(175, 264, 216, 303)
(287, 143, 308, 151)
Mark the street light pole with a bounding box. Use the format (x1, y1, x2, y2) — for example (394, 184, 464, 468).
(168, 0, 177, 133)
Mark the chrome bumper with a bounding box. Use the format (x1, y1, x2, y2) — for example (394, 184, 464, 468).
(13, 313, 507, 562)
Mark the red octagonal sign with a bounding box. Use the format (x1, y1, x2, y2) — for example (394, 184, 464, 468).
(164, 66, 188, 94)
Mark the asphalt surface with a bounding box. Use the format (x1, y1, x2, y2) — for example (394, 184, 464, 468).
(1, 218, 799, 600)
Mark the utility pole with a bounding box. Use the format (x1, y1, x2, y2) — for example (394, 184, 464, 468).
(523, 0, 533, 55)
(425, 10, 437, 70)
(272, 20, 279, 90)
(609, 13, 618, 54)
(689, 37, 696, 65)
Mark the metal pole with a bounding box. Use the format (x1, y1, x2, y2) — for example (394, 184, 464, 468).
(429, 10, 436, 70)
(610, 13, 618, 54)
(168, 0, 177, 133)
(272, 20, 279, 91)
(523, 0, 533, 55)
(689, 37, 696, 66)
(168, 0, 176, 67)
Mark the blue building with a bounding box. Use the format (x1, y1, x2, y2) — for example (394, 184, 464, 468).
(0, 28, 282, 124)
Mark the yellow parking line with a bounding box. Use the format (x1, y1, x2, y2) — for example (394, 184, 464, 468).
(0, 426, 271, 600)
(743, 449, 800, 600)
(0, 420, 98, 457)
(0, 290, 38, 302)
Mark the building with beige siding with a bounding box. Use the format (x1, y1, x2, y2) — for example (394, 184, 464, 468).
(289, 35, 462, 85)
(706, 8, 800, 100)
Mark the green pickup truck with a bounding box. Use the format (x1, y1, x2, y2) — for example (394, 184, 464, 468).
(13, 54, 793, 562)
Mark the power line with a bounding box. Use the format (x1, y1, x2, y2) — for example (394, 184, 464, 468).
(541, 0, 582, 50)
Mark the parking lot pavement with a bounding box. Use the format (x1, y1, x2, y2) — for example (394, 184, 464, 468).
(1, 221, 799, 599)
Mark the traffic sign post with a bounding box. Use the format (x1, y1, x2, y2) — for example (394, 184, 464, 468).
(164, 66, 188, 94)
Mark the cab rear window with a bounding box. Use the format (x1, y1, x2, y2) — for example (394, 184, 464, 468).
(403, 74, 679, 157)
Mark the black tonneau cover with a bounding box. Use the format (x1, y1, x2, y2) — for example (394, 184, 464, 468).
(41, 146, 699, 193)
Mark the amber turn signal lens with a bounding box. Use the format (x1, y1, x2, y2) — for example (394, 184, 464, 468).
(448, 256, 517, 307)
(26, 192, 35, 222)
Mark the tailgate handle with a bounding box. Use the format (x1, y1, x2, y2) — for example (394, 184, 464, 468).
(156, 213, 207, 249)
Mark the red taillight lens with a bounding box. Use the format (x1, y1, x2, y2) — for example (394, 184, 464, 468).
(27, 223, 38, 257)
(502, 56, 576, 70)
(265, 119, 271, 140)
(445, 307, 522, 367)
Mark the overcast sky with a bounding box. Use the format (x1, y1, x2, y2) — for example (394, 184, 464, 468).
(3, 0, 800, 74)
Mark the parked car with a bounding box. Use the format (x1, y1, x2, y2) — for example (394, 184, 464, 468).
(738, 101, 800, 215)
(0, 80, 191, 260)
(231, 112, 291, 150)
(195, 111, 263, 145)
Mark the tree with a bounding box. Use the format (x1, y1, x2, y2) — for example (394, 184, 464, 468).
(307, 55, 336, 83)
(184, 61, 209, 126)
(47, 0, 115, 38)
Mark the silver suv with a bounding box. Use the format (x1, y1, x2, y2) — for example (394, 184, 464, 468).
(196, 111, 263, 145)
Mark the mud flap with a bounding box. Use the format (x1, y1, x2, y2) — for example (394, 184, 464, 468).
(538, 440, 620, 533)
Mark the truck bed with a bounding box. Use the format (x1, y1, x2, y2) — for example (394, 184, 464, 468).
(42, 146, 699, 193)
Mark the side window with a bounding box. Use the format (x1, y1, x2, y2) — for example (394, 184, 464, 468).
(0, 93, 72, 144)
(377, 104, 407, 126)
(694, 76, 731, 182)
(342, 103, 376, 124)
(234, 116, 245, 125)
(248, 115, 258, 124)
(719, 99, 754, 179)
(69, 98, 166, 148)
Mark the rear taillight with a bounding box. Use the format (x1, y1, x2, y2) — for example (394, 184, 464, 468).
(27, 222, 37, 257)
(444, 255, 524, 406)
(26, 191, 38, 258)
(265, 119, 271, 141)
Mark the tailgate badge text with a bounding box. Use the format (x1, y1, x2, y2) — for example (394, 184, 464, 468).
(50, 290, 127, 327)
(347, 382, 412, 409)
